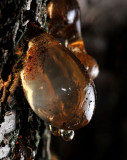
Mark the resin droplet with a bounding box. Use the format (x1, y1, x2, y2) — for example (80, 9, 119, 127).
(49, 125, 74, 141)
(49, 125, 61, 136)
(47, 0, 81, 40)
(69, 40, 99, 79)
(47, 0, 99, 79)
(60, 129, 74, 141)
(21, 33, 96, 130)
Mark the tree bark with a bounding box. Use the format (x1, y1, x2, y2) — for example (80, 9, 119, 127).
(0, 0, 49, 159)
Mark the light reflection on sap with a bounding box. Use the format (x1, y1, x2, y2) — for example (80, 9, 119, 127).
(61, 88, 67, 92)
(83, 84, 95, 122)
(47, 2, 54, 19)
(90, 65, 99, 80)
(67, 9, 76, 24)
(21, 70, 34, 112)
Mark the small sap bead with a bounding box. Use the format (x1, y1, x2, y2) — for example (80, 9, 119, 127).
(68, 40, 99, 79)
(47, 0, 81, 40)
(21, 33, 95, 130)
(60, 129, 75, 141)
(49, 125, 74, 141)
(47, 0, 99, 79)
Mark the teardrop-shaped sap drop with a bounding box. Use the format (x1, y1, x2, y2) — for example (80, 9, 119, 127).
(47, 0, 81, 39)
(68, 40, 99, 79)
(49, 125, 74, 142)
(47, 0, 99, 79)
(21, 33, 95, 130)
(60, 129, 75, 141)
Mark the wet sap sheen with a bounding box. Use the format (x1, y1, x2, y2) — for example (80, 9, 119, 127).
(21, 33, 95, 130)
(47, 0, 99, 79)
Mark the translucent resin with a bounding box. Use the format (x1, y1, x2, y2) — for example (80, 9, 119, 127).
(68, 40, 99, 79)
(47, 0, 99, 79)
(21, 33, 95, 130)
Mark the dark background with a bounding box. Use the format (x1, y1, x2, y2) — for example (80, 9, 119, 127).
(51, 0, 127, 159)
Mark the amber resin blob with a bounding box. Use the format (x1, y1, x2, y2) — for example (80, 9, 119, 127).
(68, 40, 99, 79)
(47, 0, 99, 79)
(21, 33, 95, 130)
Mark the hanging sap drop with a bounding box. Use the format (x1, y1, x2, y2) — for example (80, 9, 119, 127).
(60, 129, 75, 141)
(47, 0, 81, 41)
(47, 0, 99, 79)
(21, 33, 96, 130)
(68, 40, 99, 79)
(49, 125, 74, 141)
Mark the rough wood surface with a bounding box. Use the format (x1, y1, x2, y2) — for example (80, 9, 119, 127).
(0, 0, 48, 159)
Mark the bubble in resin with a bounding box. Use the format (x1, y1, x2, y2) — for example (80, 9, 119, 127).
(21, 33, 95, 130)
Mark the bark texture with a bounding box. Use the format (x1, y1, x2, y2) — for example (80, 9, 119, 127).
(0, 0, 48, 159)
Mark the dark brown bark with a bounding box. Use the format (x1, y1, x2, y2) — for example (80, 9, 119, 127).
(0, 0, 49, 159)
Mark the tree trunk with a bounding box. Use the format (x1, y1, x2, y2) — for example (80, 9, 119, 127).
(0, 0, 49, 159)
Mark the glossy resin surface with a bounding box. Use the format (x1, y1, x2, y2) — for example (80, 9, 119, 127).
(47, 0, 99, 79)
(21, 33, 95, 130)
